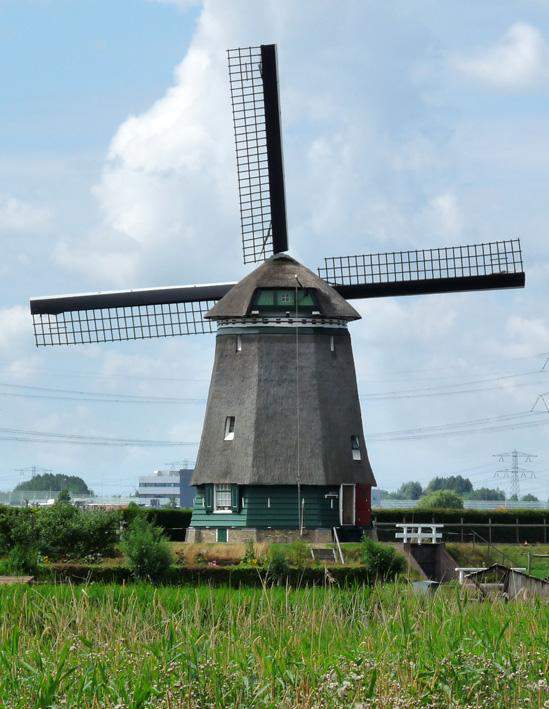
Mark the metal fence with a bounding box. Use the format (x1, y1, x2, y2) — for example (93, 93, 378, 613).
(373, 499, 549, 510)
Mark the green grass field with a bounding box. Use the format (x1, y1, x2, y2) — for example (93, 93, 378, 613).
(0, 583, 546, 707)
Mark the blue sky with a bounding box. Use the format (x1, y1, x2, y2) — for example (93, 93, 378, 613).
(0, 0, 548, 499)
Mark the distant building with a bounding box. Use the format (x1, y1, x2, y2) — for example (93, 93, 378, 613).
(137, 469, 194, 508)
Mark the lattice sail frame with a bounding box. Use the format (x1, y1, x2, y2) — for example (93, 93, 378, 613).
(32, 301, 217, 346)
(228, 44, 288, 264)
(319, 239, 523, 286)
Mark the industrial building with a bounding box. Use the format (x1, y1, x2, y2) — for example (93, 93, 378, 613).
(136, 469, 194, 508)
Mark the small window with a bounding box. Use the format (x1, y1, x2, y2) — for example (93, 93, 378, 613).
(351, 435, 362, 461)
(224, 416, 235, 441)
(277, 290, 294, 306)
(214, 484, 232, 512)
(236, 335, 242, 352)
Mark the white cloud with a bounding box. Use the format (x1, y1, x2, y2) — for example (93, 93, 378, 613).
(0, 306, 30, 356)
(147, 0, 201, 9)
(453, 22, 549, 89)
(504, 315, 549, 357)
(426, 192, 462, 237)
(0, 194, 52, 234)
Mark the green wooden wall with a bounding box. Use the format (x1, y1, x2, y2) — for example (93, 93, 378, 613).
(190, 485, 340, 529)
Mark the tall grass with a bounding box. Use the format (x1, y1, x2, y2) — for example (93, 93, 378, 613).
(0, 583, 546, 707)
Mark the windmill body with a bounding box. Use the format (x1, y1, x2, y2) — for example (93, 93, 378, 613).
(188, 254, 375, 542)
(29, 44, 525, 542)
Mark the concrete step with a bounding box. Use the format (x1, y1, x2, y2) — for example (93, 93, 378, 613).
(311, 548, 337, 563)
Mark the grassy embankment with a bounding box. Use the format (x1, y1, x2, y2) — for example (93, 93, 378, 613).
(0, 583, 546, 707)
(446, 544, 549, 580)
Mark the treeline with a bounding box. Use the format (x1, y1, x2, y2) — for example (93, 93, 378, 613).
(14, 473, 93, 495)
(381, 475, 540, 506)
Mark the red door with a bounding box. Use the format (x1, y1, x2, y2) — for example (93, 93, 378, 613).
(355, 484, 372, 526)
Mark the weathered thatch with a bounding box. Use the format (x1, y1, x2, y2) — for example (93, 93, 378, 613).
(206, 253, 360, 320)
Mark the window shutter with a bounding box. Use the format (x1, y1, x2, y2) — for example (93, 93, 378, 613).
(204, 484, 214, 512)
(231, 484, 240, 513)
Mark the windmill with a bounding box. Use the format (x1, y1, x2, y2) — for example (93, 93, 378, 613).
(30, 44, 525, 543)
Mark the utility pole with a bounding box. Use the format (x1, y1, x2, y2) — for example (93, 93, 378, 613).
(493, 450, 536, 500)
(14, 465, 52, 480)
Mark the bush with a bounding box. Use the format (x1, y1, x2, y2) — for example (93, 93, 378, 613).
(76, 510, 120, 557)
(417, 491, 464, 510)
(361, 539, 405, 581)
(35, 504, 120, 560)
(37, 563, 375, 586)
(120, 515, 173, 580)
(286, 540, 310, 567)
(0, 507, 35, 553)
(242, 539, 257, 565)
(121, 507, 192, 541)
(266, 547, 289, 579)
(5, 544, 39, 575)
(0, 509, 39, 574)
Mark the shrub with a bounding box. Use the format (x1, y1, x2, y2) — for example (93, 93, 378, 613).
(242, 540, 256, 565)
(76, 510, 120, 557)
(0, 507, 35, 553)
(120, 515, 173, 580)
(35, 505, 119, 560)
(5, 544, 39, 575)
(417, 491, 464, 510)
(286, 540, 310, 567)
(361, 539, 405, 581)
(266, 547, 289, 579)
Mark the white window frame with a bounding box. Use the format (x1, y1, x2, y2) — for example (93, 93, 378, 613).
(224, 416, 235, 441)
(339, 484, 356, 526)
(351, 434, 362, 461)
(213, 483, 233, 513)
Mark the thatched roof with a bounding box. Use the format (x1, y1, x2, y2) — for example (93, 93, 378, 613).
(206, 254, 361, 321)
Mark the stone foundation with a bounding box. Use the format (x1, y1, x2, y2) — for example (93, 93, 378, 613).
(186, 527, 333, 544)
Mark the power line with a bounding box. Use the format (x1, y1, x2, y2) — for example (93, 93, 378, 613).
(368, 409, 549, 442)
(0, 426, 197, 448)
(493, 449, 537, 499)
(0, 381, 205, 405)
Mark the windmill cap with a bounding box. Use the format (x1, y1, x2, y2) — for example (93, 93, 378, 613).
(206, 253, 361, 320)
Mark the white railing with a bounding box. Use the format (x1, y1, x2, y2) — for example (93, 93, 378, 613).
(395, 523, 443, 544)
(332, 527, 345, 564)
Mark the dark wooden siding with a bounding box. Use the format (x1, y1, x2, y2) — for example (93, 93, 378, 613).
(191, 485, 341, 529)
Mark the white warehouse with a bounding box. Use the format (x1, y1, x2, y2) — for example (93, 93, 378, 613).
(136, 469, 193, 508)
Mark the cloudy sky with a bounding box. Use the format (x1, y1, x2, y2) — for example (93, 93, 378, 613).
(0, 0, 548, 499)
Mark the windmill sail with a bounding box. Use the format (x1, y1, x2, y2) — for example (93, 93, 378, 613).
(318, 239, 525, 299)
(30, 282, 235, 346)
(228, 44, 288, 265)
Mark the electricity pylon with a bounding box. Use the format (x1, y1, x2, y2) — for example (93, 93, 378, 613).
(493, 449, 536, 499)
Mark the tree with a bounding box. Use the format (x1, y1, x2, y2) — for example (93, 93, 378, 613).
(14, 473, 92, 495)
(467, 487, 505, 501)
(417, 490, 464, 510)
(57, 489, 71, 503)
(426, 475, 472, 496)
(396, 481, 423, 500)
(120, 515, 173, 580)
(521, 493, 538, 502)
